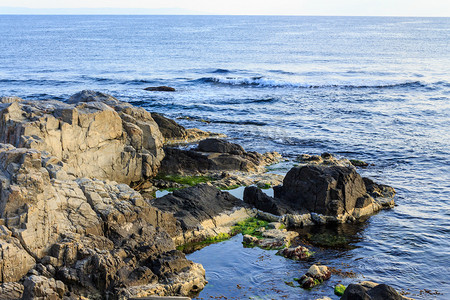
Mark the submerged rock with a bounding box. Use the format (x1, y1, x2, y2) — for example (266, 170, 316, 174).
(242, 229, 298, 250)
(244, 165, 395, 226)
(144, 86, 176, 92)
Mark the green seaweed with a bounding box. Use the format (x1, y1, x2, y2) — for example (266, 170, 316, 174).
(155, 174, 213, 186)
(219, 184, 242, 190)
(230, 217, 270, 238)
(309, 233, 349, 248)
(335, 284, 346, 296)
(260, 183, 271, 189)
(176, 233, 231, 253)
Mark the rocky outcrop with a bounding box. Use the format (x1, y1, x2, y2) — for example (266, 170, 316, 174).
(151, 183, 253, 245)
(160, 139, 281, 175)
(244, 165, 395, 226)
(0, 90, 164, 184)
(0, 144, 205, 299)
(341, 281, 413, 300)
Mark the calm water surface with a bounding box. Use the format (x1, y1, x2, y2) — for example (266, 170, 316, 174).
(0, 15, 449, 299)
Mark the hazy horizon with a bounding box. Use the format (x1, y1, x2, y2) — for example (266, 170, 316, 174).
(1, 0, 449, 17)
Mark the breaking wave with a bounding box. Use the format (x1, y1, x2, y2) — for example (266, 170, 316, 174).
(195, 76, 428, 89)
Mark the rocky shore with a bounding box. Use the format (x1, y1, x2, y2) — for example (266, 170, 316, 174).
(0, 91, 408, 299)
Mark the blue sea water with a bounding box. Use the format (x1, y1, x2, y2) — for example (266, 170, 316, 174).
(0, 15, 449, 299)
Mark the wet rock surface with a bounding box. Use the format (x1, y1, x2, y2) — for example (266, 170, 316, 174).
(277, 245, 312, 260)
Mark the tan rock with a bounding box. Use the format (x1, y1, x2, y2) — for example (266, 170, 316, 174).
(0, 91, 164, 184)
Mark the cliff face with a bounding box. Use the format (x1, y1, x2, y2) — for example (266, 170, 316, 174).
(0, 90, 164, 185)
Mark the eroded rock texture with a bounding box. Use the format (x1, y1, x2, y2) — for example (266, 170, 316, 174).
(0, 90, 164, 184)
(0, 144, 205, 299)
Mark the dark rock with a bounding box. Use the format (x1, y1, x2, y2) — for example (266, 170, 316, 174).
(160, 147, 264, 175)
(150, 250, 192, 277)
(341, 282, 404, 300)
(152, 183, 247, 233)
(321, 152, 333, 159)
(144, 86, 176, 92)
(368, 284, 403, 300)
(151, 112, 187, 139)
(341, 284, 371, 300)
(277, 245, 311, 260)
(197, 138, 245, 155)
(350, 159, 369, 167)
(244, 165, 395, 225)
(244, 186, 291, 215)
(276, 165, 366, 216)
(363, 177, 396, 202)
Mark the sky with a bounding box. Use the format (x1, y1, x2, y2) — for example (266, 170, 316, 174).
(0, 0, 449, 16)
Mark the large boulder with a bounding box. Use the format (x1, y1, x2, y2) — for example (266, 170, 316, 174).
(276, 165, 367, 216)
(0, 90, 164, 184)
(244, 165, 395, 225)
(0, 144, 205, 298)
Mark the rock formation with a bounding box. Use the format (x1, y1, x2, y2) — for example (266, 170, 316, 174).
(0, 143, 206, 299)
(0, 90, 164, 185)
(160, 138, 281, 175)
(244, 164, 395, 226)
(151, 183, 252, 246)
(0, 91, 401, 299)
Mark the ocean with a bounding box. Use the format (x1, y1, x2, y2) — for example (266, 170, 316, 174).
(0, 15, 449, 299)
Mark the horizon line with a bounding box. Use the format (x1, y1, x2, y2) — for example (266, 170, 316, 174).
(0, 7, 449, 17)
